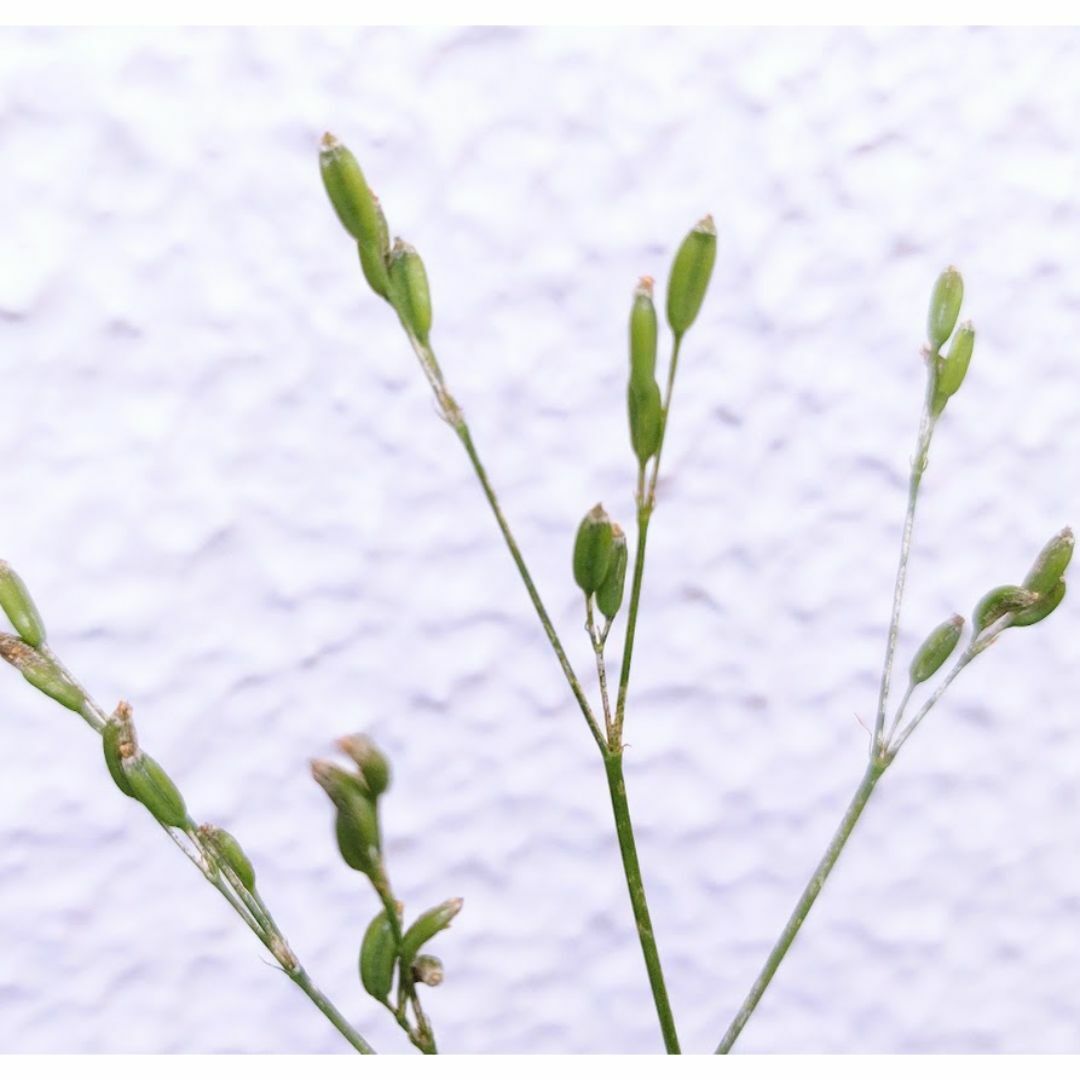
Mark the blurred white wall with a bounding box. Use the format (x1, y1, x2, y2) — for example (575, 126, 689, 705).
(1, 26, 1079, 1053)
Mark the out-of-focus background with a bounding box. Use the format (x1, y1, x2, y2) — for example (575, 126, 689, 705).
(1, 26, 1079, 1054)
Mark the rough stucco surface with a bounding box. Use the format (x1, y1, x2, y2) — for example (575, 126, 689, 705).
(1, 26, 1080, 1054)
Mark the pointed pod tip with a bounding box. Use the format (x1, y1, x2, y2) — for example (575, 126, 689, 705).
(635, 275, 654, 297)
(320, 131, 339, 150)
(696, 213, 716, 234)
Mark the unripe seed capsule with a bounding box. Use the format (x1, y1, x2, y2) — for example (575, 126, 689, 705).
(572, 504, 615, 596)
(123, 754, 188, 829)
(927, 266, 964, 350)
(666, 214, 717, 337)
(388, 239, 433, 345)
(596, 525, 628, 621)
(1023, 527, 1074, 597)
(312, 761, 382, 873)
(628, 377, 663, 466)
(412, 954, 444, 987)
(103, 702, 137, 798)
(0, 634, 85, 712)
(337, 734, 392, 797)
(0, 561, 46, 647)
(401, 897, 463, 966)
(200, 825, 256, 893)
(629, 277, 658, 389)
(359, 910, 398, 1002)
(909, 615, 964, 685)
(1012, 579, 1066, 627)
(935, 321, 975, 404)
(972, 585, 1036, 635)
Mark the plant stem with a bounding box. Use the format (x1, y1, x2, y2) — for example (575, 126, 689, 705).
(376, 882, 438, 1054)
(716, 760, 886, 1054)
(604, 751, 681, 1053)
(872, 376, 936, 754)
(586, 597, 614, 744)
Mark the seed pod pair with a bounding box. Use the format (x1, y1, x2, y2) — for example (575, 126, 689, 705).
(200, 825, 256, 893)
(0, 634, 84, 713)
(931, 322, 975, 415)
(312, 760, 382, 876)
(319, 134, 392, 299)
(337, 734, 392, 797)
(972, 585, 1036, 635)
(909, 615, 964, 686)
(359, 910, 398, 1002)
(667, 215, 717, 338)
(401, 897, 463, 966)
(627, 278, 664, 466)
(0, 561, 46, 647)
(927, 266, 964, 352)
(389, 239, 433, 345)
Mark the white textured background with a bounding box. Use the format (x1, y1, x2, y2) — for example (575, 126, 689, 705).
(1, 26, 1080, 1054)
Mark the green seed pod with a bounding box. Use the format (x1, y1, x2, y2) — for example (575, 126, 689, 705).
(358, 910, 398, 1002)
(123, 754, 188, 829)
(0, 634, 85, 713)
(412, 954, 444, 987)
(1022, 527, 1074, 597)
(337, 734, 392, 797)
(909, 615, 964, 685)
(357, 195, 392, 302)
(200, 825, 256, 893)
(103, 702, 137, 799)
(401, 897, 463, 966)
(313, 760, 381, 873)
(666, 214, 716, 337)
(596, 525, 628, 621)
(388, 239, 433, 345)
(628, 377, 663, 466)
(927, 266, 964, 351)
(934, 321, 975, 410)
(972, 585, 1036, 635)
(1012, 579, 1066, 628)
(572, 504, 615, 596)
(0, 561, 46, 647)
(629, 277, 658, 389)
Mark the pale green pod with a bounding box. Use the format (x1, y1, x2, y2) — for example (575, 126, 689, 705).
(666, 214, 716, 337)
(202, 826, 256, 893)
(359, 910, 397, 1002)
(1023, 527, 1074, 597)
(629, 277, 658, 389)
(411, 954, 444, 987)
(927, 266, 963, 350)
(312, 759, 381, 874)
(103, 704, 137, 799)
(628, 377, 663, 466)
(0, 561, 46, 647)
(0, 635, 84, 713)
(123, 754, 188, 829)
(909, 615, 964, 685)
(1012, 579, 1066, 628)
(401, 897, 463, 966)
(388, 240, 433, 345)
(972, 585, 1035, 635)
(596, 525, 628, 621)
(572, 505, 615, 596)
(337, 734, 392, 797)
(357, 196, 392, 301)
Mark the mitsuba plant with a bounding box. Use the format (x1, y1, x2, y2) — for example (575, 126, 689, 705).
(0, 133, 1070, 1054)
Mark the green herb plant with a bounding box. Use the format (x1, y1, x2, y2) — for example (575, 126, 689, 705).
(1, 134, 1071, 1054)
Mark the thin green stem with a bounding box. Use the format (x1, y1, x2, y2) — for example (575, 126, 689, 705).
(716, 761, 886, 1054)
(586, 596, 614, 744)
(375, 885, 437, 1054)
(604, 752, 681, 1054)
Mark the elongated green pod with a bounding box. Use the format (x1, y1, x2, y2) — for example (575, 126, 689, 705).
(933, 321, 975, 411)
(401, 897, 463, 966)
(357, 195, 392, 301)
(123, 754, 188, 829)
(359, 910, 397, 1002)
(596, 525, 628, 621)
(1012, 579, 1066, 627)
(388, 239, 432, 345)
(909, 615, 964, 685)
(0, 561, 46, 647)
(411, 954, 444, 987)
(572, 504, 615, 596)
(666, 214, 716, 337)
(629, 277, 658, 389)
(0, 635, 84, 712)
(927, 266, 963, 351)
(103, 702, 137, 798)
(628, 377, 663, 466)
(313, 760, 381, 874)
(1023, 527, 1074, 597)
(201, 825, 256, 892)
(972, 585, 1035, 635)
(337, 734, 392, 797)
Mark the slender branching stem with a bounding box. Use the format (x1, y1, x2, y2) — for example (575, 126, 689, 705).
(872, 372, 937, 754)
(586, 596, 614, 743)
(604, 751, 682, 1054)
(375, 882, 437, 1054)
